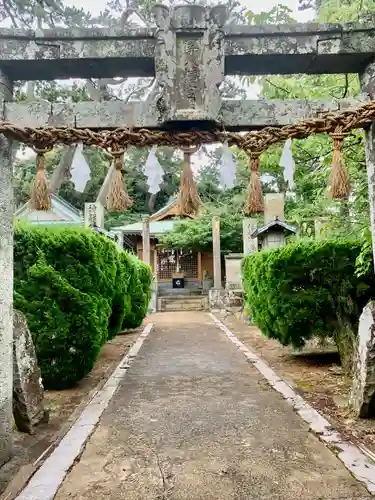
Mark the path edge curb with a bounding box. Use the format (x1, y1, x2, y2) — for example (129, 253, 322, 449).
(209, 313, 375, 496)
(14, 322, 154, 500)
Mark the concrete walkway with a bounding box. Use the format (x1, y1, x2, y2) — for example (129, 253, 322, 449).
(55, 313, 370, 500)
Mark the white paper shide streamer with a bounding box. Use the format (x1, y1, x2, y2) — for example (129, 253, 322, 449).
(219, 141, 237, 189)
(70, 143, 91, 193)
(144, 145, 164, 194)
(280, 138, 295, 190)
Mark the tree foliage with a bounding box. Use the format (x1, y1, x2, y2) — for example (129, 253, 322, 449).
(159, 0, 372, 251)
(14, 225, 152, 388)
(243, 239, 375, 369)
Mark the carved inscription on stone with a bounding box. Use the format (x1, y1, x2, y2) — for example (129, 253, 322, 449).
(153, 4, 227, 122)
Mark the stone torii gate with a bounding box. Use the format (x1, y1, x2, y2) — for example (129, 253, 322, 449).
(1, 5, 375, 465)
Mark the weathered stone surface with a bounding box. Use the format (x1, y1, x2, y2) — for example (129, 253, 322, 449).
(243, 218, 258, 255)
(142, 217, 150, 267)
(351, 301, 375, 418)
(148, 279, 158, 314)
(13, 310, 48, 433)
(208, 288, 225, 310)
(0, 28, 155, 80)
(158, 296, 208, 312)
(3, 98, 365, 131)
(264, 193, 285, 223)
(153, 4, 226, 123)
(224, 253, 243, 290)
(224, 22, 375, 75)
(361, 63, 375, 274)
(212, 216, 221, 290)
(209, 288, 243, 315)
(220, 97, 367, 130)
(0, 20, 374, 80)
(84, 202, 104, 229)
(0, 69, 13, 467)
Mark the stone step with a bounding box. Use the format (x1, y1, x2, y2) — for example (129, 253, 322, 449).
(158, 296, 209, 312)
(158, 289, 206, 297)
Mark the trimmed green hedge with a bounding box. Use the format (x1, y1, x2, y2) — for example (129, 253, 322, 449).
(242, 239, 375, 368)
(14, 225, 152, 389)
(122, 254, 152, 329)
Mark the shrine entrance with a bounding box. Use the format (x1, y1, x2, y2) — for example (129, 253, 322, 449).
(157, 251, 198, 281)
(1, 2, 375, 468)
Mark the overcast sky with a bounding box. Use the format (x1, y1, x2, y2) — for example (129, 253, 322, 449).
(63, 0, 314, 22)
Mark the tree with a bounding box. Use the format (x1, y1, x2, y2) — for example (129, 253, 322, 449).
(243, 0, 372, 236)
(159, 203, 252, 254)
(160, 0, 372, 251)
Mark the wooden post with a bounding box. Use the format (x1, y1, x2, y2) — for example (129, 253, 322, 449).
(142, 216, 151, 266)
(212, 216, 221, 289)
(0, 69, 13, 466)
(197, 251, 202, 281)
(361, 63, 375, 272)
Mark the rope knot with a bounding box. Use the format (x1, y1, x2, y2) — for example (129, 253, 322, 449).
(248, 151, 262, 172)
(245, 150, 263, 214)
(329, 128, 350, 200)
(30, 147, 52, 211)
(106, 148, 133, 212)
(111, 149, 126, 171)
(330, 132, 350, 141)
(177, 146, 200, 216)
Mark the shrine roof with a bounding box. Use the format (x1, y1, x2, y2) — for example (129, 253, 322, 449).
(251, 219, 297, 238)
(114, 220, 179, 236)
(114, 198, 194, 235)
(15, 193, 83, 225)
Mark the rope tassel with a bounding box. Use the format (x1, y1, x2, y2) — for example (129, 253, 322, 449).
(245, 152, 263, 214)
(106, 150, 133, 212)
(177, 147, 200, 216)
(30, 149, 51, 211)
(329, 128, 350, 200)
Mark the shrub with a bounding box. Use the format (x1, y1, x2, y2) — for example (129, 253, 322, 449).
(14, 226, 118, 314)
(14, 256, 106, 389)
(108, 252, 133, 339)
(242, 239, 375, 369)
(122, 255, 152, 329)
(14, 225, 152, 388)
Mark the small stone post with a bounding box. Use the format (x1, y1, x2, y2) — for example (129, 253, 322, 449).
(212, 216, 221, 289)
(314, 217, 329, 239)
(351, 301, 375, 417)
(113, 231, 124, 250)
(84, 202, 104, 229)
(0, 69, 13, 466)
(243, 218, 258, 255)
(361, 63, 375, 273)
(142, 217, 151, 266)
